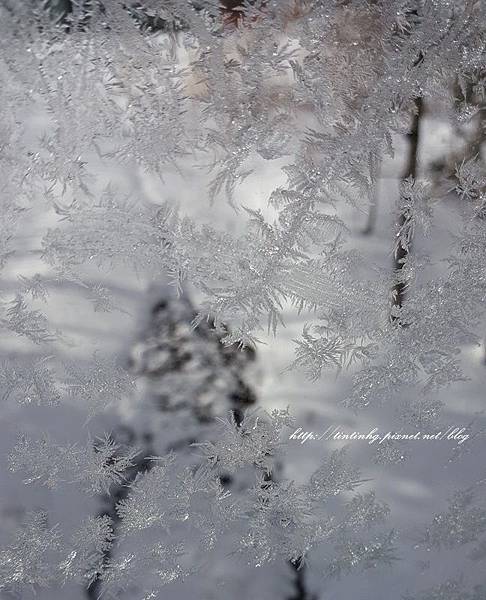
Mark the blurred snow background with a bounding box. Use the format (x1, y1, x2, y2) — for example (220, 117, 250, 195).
(1, 45, 486, 600)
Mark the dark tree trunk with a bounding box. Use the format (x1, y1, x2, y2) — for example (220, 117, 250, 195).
(288, 557, 316, 600)
(391, 96, 423, 321)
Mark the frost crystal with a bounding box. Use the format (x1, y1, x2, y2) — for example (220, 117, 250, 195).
(59, 516, 114, 586)
(63, 353, 136, 417)
(419, 489, 486, 550)
(0, 512, 61, 593)
(1, 0, 486, 597)
(9, 433, 141, 495)
(0, 357, 61, 406)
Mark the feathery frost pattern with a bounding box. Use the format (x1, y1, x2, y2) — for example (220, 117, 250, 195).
(4, 410, 395, 596)
(0, 0, 486, 597)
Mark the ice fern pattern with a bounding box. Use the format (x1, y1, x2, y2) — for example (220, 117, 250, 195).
(3, 410, 396, 597)
(1, 0, 486, 598)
